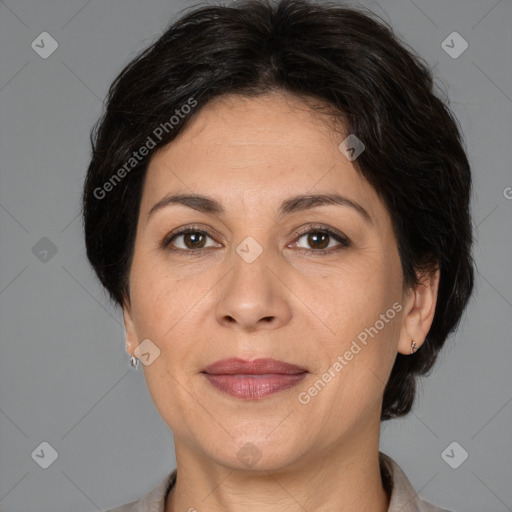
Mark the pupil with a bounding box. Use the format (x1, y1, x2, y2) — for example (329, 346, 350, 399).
(187, 233, 204, 248)
(309, 232, 328, 249)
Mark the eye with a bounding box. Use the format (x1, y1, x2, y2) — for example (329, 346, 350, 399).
(291, 226, 350, 254)
(161, 224, 351, 255)
(162, 226, 219, 253)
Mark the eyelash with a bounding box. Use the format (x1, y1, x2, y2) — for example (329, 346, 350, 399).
(161, 224, 351, 256)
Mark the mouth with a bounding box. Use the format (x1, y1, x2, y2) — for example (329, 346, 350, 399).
(201, 358, 308, 399)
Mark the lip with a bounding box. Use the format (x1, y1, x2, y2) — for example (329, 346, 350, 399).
(202, 357, 307, 375)
(202, 358, 308, 399)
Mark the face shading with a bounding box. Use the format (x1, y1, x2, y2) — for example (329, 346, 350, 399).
(122, 91, 421, 472)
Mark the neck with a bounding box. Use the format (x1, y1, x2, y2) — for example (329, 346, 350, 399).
(165, 428, 389, 512)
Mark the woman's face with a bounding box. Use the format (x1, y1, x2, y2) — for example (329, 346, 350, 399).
(123, 92, 423, 471)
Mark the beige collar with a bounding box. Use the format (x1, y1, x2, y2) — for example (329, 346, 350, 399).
(109, 452, 452, 512)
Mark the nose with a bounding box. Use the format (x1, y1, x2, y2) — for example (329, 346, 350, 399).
(214, 248, 292, 332)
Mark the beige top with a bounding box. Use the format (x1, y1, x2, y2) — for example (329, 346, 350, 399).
(106, 452, 453, 512)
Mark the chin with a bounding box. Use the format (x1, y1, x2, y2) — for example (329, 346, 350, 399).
(202, 430, 308, 472)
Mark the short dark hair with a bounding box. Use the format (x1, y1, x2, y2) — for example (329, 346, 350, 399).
(82, 0, 474, 420)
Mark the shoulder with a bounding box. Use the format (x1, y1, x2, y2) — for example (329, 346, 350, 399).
(416, 499, 454, 512)
(105, 470, 177, 512)
(379, 452, 454, 512)
(105, 502, 137, 512)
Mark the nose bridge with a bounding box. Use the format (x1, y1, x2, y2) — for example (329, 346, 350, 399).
(230, 191, 276, 281)
(214, 230, 291, 329)
(230, 232, 275, 299)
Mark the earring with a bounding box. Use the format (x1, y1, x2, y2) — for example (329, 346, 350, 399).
(410, 340, 418, 354)
(130, 356, 139, 369)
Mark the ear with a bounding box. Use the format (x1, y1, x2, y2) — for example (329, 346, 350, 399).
(397, 267, 440, 355)
(122, 297, 138, 358)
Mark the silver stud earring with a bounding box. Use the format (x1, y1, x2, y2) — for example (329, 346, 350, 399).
(410, 340, 418, 354)
(130, 356, 139, 369)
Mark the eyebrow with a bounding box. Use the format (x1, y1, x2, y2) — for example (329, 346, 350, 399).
(147, 192, 372, 224)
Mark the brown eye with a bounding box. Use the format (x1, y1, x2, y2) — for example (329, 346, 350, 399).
(304, 232, 330, 249)
(293, 228, 350, 252)
(180, 231, 207, 249)
(162, 227, 218, 252)
(162, 225, 350, 256)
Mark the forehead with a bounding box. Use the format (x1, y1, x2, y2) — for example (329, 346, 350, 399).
(142, 92, 385, 223)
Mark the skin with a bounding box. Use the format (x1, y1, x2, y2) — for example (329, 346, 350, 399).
(123, 91, 440, 512)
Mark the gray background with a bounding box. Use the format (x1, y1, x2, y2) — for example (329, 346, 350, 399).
(0, 0, 511, 511)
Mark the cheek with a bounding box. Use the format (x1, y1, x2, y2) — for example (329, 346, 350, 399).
(128, 254, 214, 377)
(128, 248, 187, 334)
(318, 260, 399, 338)
(314, 258, 402, 385)
(128, 261, 202, 432)
(313, 304, 401, 421)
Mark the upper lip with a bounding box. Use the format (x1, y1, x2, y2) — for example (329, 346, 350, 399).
(202, 358, 308, 375)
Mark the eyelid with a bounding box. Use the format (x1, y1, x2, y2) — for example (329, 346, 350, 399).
(160, 224, 221, 250)
(292, 223, 349, 244)
(290, 224, 351, 253)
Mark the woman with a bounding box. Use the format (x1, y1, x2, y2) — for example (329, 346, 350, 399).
(82, 0, 474, 510)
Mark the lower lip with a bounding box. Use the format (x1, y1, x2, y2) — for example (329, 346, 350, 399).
(203, 373, 308, 399)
